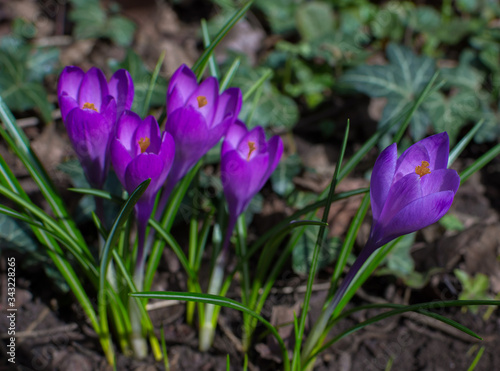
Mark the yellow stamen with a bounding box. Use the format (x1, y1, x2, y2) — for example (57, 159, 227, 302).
(197, 95, 208, 108)
(415, 160, 431, 178)
(82, 102, 98, 112)
(247, 141, 256, 161)
(138, 137, 150, 153)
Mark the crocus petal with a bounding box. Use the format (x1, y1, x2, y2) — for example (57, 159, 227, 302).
(58, 94, 79, 122)
(125, 153, 166, 200)
(157, 131, 175, 178)
(109, 69, 134, 118)
(237, 126, 267, 161)
(370, 143, 397, 222)
(186, 76, 219, 124)
(377, 173, 423, 225)
(165, 106, 209, 182)
(110, 138, 133, 186)
(78, 67, 109, 110)
(58, 66, 84, 100)
(116, 110, 143, 154)
(66, 108, 113, 188)
(420, 168, 460, 196)
(221, 150, 269, 217)
(262, 135, 284, 187)
(133, 116, 161, 154)
(167, 64, 198, 115)
(375, 191, 456, 247)
(222, 120, 247, 155)
(212, 87, 242, 131)
(417, 132, 449, 170)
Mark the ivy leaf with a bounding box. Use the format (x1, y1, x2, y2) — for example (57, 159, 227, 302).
(295, 2, 335, 41)
(340, 43, 435, 141)
(69, 0, 135, 46)
(0, 37, 56, 123)
(271, 154, 302, 197)
(292, 227, 341, 275)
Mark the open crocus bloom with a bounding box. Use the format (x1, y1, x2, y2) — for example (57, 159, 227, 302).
(57, 66, 134, 188)
(221, 120, 283, 226)
(163, 64, 242, 195)
(367, 132, 460, 250)
(111, 111, 175, 211)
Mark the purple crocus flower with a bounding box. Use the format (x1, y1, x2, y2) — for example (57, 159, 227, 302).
(110, 111, 175, 264)
(302, 132, 461, 357)
(57, 66, 134, 189)
(162, 64, 242, 198)
(220, 120, 283, 249)
(334, 132, 458, 311)
(367, 131, 460, 250)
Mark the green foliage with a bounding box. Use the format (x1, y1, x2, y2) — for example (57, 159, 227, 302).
(454, 269, 491, 314)
(439, 214, 465, 232)
(292, 225, 340, 274)
(340, 43, 435, 142)
(0, 34, 58, 122)
(69, 0, 136, 46)
(271, 154, 302, 197)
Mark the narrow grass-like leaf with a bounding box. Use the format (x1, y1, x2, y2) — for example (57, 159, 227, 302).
(292, 121, 350, 370)
(306, 300, 500, 367)
(192, 1, 253, 79)
(160, 326, 170, 371)
(98, 179, 150, 359)
(145, 161, 203, 291)
(0, 98, 85, 246)
(132, 291, 291, 371)
(201, 19, 219, 79)
(448, 119, 484, 166)
(68, 187, 120, 201)
(392, 70, 442, 144)
(242, 69, 273, 102)
(460, 143, 500, 183)
(112, 250, 162, 361)
(249, 188, 368, 256)
(220, 57, 241, 91)
(142, 50, 166, 118)
(329, 192, 370, 297)
(149, 219, 195, 279)
(467, 346, 485, 371)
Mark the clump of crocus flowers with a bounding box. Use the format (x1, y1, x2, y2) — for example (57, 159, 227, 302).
(57, 63, 281, 357)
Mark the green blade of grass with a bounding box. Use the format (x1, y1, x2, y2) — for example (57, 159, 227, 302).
(98, 179, 150, 360)
(201, 19, 219, 79)
(448, 119, 484, 166)
(292, 121, 350, 370)
(132, 291, 290, 371)
(220, 57, 241, 91)
(459, 143, 500, 184)
(192, 1, 253, 79)
(142, 50, 166, 118)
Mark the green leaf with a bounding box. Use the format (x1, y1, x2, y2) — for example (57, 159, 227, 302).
(0, 214, 37, 251)
(254, 0, 298, 34)
(439, 214, 465, 231)
(295, 2, 335, 41)
(454, 269, 491, 314)
(340, 43, 436, 141)
(271, 153, 302, 197)
(384, 233, 415, 277)
(106, 16, 136, 46)
(292, 231, 341, 274)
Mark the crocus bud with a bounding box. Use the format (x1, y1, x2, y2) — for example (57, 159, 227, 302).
(367, 132, 460, 250)
(57, 66, 134, 188)
(164, 64, 242, 195)
(221, 120, 283, 230)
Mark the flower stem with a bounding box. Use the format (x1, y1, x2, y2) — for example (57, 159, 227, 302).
(301, 245, 375, 366)
(199, 218, 235, 351)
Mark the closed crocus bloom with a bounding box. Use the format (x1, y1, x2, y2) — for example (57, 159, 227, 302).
(163, 64, 242, 196)
(221, 120, 283, 236)
(57, 66, 134, 188)
(367, 132, 460, 250)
